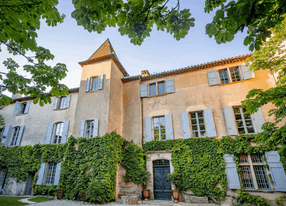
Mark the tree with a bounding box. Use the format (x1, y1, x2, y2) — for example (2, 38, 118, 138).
(241, 16, 286, 164)
(0, 0, 69, 106)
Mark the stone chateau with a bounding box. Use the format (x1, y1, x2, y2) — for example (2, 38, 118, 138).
(0, 39, 285, 205)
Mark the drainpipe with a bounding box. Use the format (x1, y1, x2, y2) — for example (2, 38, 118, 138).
(140, 76, 144, 148)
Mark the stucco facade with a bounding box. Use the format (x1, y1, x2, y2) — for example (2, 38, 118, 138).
(0, 39, 285, 204)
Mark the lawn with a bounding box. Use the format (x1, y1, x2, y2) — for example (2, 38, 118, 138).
(0, 196, 28, 206)
(28, 197, 53, 203)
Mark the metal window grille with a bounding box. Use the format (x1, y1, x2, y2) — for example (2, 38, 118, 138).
(150, 83, 156, 96)
(219, 69, 230, 84)
(158, 82, 165, 95)
(153, 117, 165, 141)
(153, 160, 170, 167)
(240, 166, 255, 189)
(239, 154, 248, 163)
(53, 123, 64, 144)
(233, 107, 255, 134)
(230, 68, 241, 82)
(251, 154, 264, 163)
(10, 126, 20, 146)
(85, 120, 94, 138)
(253, 166, 271, 190)
(45, 163, 56, 185)
(190, 111, 206, 137)
(19, 102, 27, 114)
(92, 78, 98, 91)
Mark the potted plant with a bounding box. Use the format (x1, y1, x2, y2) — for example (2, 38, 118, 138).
(167, 172, 181, 203)
(141, 172, 151, 201)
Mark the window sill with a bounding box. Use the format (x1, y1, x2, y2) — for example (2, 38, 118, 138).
(16, 114, 27, 116)
(210, 78, 254, 87)
(243, 189, 274, 193)
(143, 93, 169, 99)
(54, 108, 69, 111)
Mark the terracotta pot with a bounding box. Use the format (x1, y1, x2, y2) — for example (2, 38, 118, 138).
(143, 189, 150, 201)
(172, 190, 180, 203)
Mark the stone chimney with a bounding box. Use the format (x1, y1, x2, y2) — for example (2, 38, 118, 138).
(12, 93, 21, 99)
(141, 70, 150, 77)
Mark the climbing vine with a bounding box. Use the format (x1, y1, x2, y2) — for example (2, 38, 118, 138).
(0, 115, 4, 128)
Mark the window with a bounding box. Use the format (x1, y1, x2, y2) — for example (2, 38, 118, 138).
(230, 67, 241, 82)
(85, 75, 103, 92)
(45, 163, 57, 185)
(84, 120, 94, 138)
(52, 123, 64, 144)
(13, 101, 30, 115)
(91, 77, 98, 91)
(153, 117, 166, 140)
(233, 107, 255, 134)
(10, 126, 20, 146)
(219, 69, 230, 84)
(190, 111, 206, 137)
(239, 154, 271, 190)
(150, 83, 156, 97)
(54, 95, 71, 110)
(158, 82, 166, 95)
(19, 102, 27, 114)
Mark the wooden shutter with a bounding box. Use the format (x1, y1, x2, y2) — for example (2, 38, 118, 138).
(203, 108, 217, 137)
(64, 95, 71, 109)
(0, 169, 7, 189)
(3, 125, 13, 147)
(45, 122, 53, 144)
(13, 101, 20, 114)
(36, 163, 46, 185)
(61, 120, 69, 144)
(165, 114, 174, 140)
(85, 77, 91, 92)
(265, 151, 286, 191)
(181, 112, 191, 139)
(251, 107, 265, 133)
(15, 125, 25, 146)
(24, 101, 31, 114)
(223, 106, 238, 135)
(53, 97, 58, 110)
(145, 117, 152, 142)
(98, 74, 103, 90)
(140, 84, 148, 97)
(166, 79, 175, 93)
(54, 162, 61, 186)
(240, 65, 255, 80)
(223, 154, 241, 189)
(207, 70, 219, 86)
(78, 120, 85, 137)
(93, 119, 99, 137)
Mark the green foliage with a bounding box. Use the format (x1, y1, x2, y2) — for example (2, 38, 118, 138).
(167, 172, 180, 189)
(0, 1, 69, 106)
(275, 194, 286, 206)
(122, 141, 150, 186)
(0, 196, 29, 206)
(236, 189, 270, 206)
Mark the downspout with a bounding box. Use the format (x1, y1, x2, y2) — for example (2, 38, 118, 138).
(140, 76, 144, 148)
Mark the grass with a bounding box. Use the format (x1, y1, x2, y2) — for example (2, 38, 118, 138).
(28, 197, 53, 203)
(0, 196, 28, 206)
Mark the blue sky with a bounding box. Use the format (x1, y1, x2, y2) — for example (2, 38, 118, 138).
(1, 0, 251, 94)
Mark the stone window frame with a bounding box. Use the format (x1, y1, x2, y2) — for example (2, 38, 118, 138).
(239, 154, 273, 191)
(10, 126, 21, 147)
(233, 106, 256, 135)
(217, 66, 243, 85)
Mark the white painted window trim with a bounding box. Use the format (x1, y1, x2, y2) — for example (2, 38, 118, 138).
(152, 116, 166, 141)
(190, 111, 206, 138)
(233, 106, 256, 134)
(216, 65, 244, 85)
(52, 122, 64, 144)
(10, 126, 20, 146)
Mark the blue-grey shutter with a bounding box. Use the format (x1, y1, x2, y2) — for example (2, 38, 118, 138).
(207, 70, 219, 86)
(61, 120, 69, 144)
(24, 101, 31, 114)
(203, 108, 217, 137)
(3, 125, 13, 147)
(98, 74, 103, 90)
(165, 114, 173, 140)
(0, 169, 7, 188)
(13, 101, 20, 114)
(64, 95, 71, 109)
(145, 117, 152, 142)
(265, 151, 286, 191)
(45, 122, 53, 144)
(93, 119, 99, 137)
(223, 106, 238, 136)
(181, 112, 191, 139)
(36, 163, 46, 185)
(53, 97, 58, 110)
(223, 154, 241, 189)
(15, 125, 24, 146)
(166, 79, 175, 93)
(240, 65, 255, 80)
(54, 162, 61, 186)
(78, 120, 85, 137)
(85, 77, 91, 92)
(140, 84, 148, 97)
(251, 107, 265, 133)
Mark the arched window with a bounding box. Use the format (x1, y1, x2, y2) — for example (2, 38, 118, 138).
(10, 126, 20, 146)
(52, 123, 64, 144)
